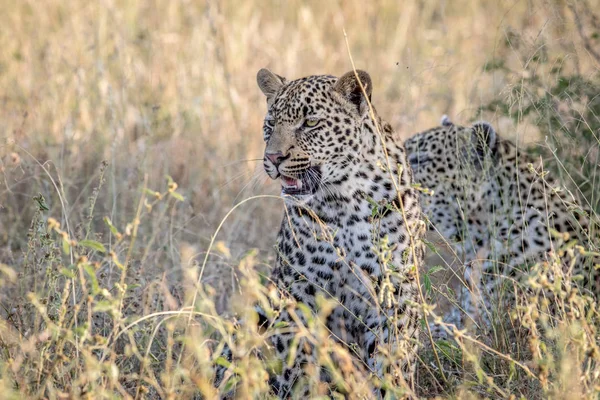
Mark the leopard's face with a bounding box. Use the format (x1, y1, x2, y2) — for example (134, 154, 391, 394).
(257, 70, 369, 204)
(404, 119, 498, 240)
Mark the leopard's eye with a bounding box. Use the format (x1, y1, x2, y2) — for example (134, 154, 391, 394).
(408, 154, 432, 169)
(263, 119, 275, 141)
(303, 119, 319, 128)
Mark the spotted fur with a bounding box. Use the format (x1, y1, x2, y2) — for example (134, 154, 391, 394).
(252, 69, 424, 396)
(404, 118, 599, 330)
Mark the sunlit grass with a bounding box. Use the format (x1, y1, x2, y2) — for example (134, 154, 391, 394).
(1, 0, 599, 398)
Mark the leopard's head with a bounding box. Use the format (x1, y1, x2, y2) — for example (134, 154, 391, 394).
(257, 68, 373, 203)
(404, 118, 498, 241)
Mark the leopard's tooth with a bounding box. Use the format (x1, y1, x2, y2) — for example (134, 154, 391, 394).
(297, 180, 303, 189)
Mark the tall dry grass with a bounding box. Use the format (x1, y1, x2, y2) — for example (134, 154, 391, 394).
(1, 0, 599, 398)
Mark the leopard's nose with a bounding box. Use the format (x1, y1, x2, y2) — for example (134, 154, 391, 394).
(265, 151, 286, 166)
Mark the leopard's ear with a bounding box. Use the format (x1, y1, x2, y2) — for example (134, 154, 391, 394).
(333, 70, 372, 115)
(441, 115, 453, 126)
(470, 121, 498, 164)
(257, 69, 286, 100)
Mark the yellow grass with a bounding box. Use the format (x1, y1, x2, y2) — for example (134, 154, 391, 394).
(1, 0, 599, 398)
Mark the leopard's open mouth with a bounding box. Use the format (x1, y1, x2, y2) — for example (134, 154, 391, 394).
(280, 166, 322, 196)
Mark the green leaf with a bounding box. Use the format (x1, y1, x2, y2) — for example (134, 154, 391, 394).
(83, 263, 100, 294)
(79, 240, 106, 253)
(296, 302, 312, 319)
(103, 217, 120, 236)
(33, 194, 49, 211)
(422, 239, 438, 253)
(428, 265, 445, 275)
(446, 287, 456, 299)
(62, 237, 70, 255)
(60, 267, 75, 278)
(73, 324, 89, 338)
(222, 376, 240, 393)
(214, 356, 231, 368)
(366, 196, 379, 217)
(93, 300, 115, 313)
(423, 274, 431, 294)
(272, 321, 289, 329)
(169, 191, 185, 201)
(435, 340, 462, 364)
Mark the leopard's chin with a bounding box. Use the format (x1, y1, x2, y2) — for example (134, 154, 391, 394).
(280, 166, 322, 197)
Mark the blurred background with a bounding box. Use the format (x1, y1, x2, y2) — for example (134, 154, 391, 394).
(1, 0, 598, 309)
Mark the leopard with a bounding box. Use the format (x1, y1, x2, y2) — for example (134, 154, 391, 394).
(404, 116, 599, 334)
(216, 69, 425, 398)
